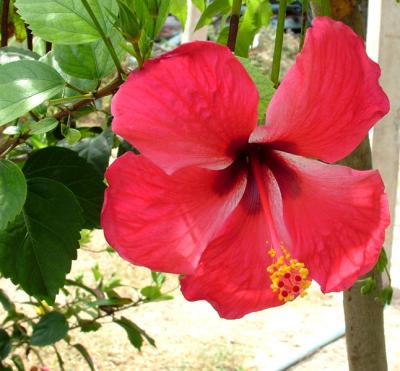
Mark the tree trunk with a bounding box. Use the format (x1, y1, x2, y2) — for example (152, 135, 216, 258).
(310, 1, 388, 370)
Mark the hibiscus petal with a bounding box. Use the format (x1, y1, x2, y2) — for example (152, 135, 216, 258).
(250, 17, 389, 163)
(181, 175, 282, 319)
(101, 152, 247, 274)
(112, 41, 259, 174)
(267, 150, 390, 292)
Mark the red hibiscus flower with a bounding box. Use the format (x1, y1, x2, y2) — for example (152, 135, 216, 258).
(102, 17, 390, 319)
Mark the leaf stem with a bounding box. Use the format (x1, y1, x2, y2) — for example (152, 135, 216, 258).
(50, 94, 94, 105)
(1, 0, 10, 47)
(80, 0, 124, 79)
(270, 0, 287, 87)
(133, 43, 144, 68)
(54, 77, 122, 120)
(65, 82, 89, 95)
(227, 0, 242, 52)
(299, 0, 309, 51)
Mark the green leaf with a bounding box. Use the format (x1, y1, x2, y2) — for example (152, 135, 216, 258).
(40, 52, 98, 97)
(378, 286, 393, 305)
(376, 248, 388, 273)
(70, 128, 114, 175)
(0, 160, 27, 230)
(11, 9, 28, 43)
(140, 286, 162, 300)
(73, 343, 95, 371)
(237, 57, 275, 123)
(235, 0, 272, 57)
(53, 34, 124, 80)
(151, 271, 166, 287)
(65, 128, 82, 145)
(31, 312, 68, 346)
(11, 355, 25, 371)
(0, 330, 11, 360)
(196, 0, 231, 30)
(360, 276, 376, 295)
(170, 0, 187, 27)
(117, 139, 139, 157)
(0, 60, 64, 126)
(78, 320, 101, 333)
(140, 285, 172, 301)
(0, 362, 13, 370)
(29, 118, 59, 135)
(192, 0, 205, 12)
(23, 147, 105, 229)
(0, 46, 40, 65)
(312, 0, 331, 16)
(0, 178, 83, 302)
(116, 0, 142, 40)
(15, 0, 118, 44)
(0, 289, 15, 312)
(114, 316, 155, 351)
(154, 0, 171, 37)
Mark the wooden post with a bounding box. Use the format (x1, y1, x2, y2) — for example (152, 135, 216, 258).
(367, 0, 400, 270)
(181, 0, 208, 43)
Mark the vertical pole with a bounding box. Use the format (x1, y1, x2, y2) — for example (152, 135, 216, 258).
(367, 0, 400, 279)
(181, 0, 208, 43)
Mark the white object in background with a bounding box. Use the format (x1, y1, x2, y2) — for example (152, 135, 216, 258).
(367, 0, 400, 281)
(181, 0, 208, 42)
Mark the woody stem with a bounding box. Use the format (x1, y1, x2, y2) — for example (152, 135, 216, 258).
(270, 0, 287, 87)
(227, 0, 242, 52)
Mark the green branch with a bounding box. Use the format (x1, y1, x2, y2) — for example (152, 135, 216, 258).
(270, 0, 287, 87)
(299, 0, 309, 51)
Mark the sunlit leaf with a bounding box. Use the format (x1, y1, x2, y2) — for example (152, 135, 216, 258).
(0, 60, 64, 126)
(0, 160, 27, 230)
(170, 0, 187, 27)
(29, 118, 59, 135)
(195, 0, 231, 30)
(0, 46, 40, 65)
(54, 34, 124, 80)
(15, 0, 118, 44)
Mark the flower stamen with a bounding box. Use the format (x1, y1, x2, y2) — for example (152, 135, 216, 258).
(267, 245, 311, 303)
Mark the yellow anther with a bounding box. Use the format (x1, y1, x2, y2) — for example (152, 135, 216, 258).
(266, 244, 311, 303)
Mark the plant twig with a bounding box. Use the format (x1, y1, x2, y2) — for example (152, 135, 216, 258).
(299, 0, 309, 51)
(68, 301, 141, 330)
(270, 0, 287, 87)
(133, 43, 144, 68)
(65, 82, 89, 95)
(54, 78, 122, 120)
(25, 24, 33, 50)
(0, 135, 27, 158)
(227, 0, 242, 52)
(1, 0, 10, 47)
(81, 0, 124, 79)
